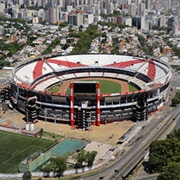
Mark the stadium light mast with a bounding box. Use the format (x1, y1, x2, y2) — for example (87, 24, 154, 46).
(43, 57, 63, 84)
(44, 108, 48, 131)
(70, 82, 74, 127)
(50, 113, 57, 140)
(13, 108, 17, 129)
(96, 82, 100, 126)
(54, 114, 57, 139)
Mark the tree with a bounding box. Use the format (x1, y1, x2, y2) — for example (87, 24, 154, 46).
(39, 128, 44, 136)
(70, 25, 100, 54)
(168, 129, 180, 140)
(172, 96, 180, 105)
(54, 157, 67, 176)
(0, 60, 10, 69)
(148, 129, 180, 178)
(79, 25, 83, 32)
(158, 162, 180, 180)
(136, 34, 146, 46)
(147, 33, 153, 38)
(111, 46, 120, 55)
(44, 159, 57, 172)
(171, 92, 180, 105)
(86, 151, 97, 167)
(59, 21, 68, 28)
(22, 171, 32, 180)
(44, 157, 67, 176)
(171, 65, 180, 71)
(149, 140, 168, 173)
(74, 149, 86, 168)
(74, 150, 97, 168)
(173, 47, 180, 59)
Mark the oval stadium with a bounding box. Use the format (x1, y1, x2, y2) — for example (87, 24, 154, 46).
(7, 54, 172, 129)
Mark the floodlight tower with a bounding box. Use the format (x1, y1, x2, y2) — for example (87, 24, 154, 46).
(70, 82, 74, 127)
(96, 82, 100, 126)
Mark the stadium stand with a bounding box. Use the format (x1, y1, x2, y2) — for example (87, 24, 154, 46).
(5, 54, 172, 128)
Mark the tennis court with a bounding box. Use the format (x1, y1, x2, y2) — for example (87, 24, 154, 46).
(51, 138, 87, 157)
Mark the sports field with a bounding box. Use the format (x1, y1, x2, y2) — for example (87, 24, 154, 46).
(47, 80, 138, 94)
(0, 130, 55, 173)
(129, 84, 138, 91)
(47, 79, 122, 94)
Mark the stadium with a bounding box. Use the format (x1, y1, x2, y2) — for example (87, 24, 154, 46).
(6, 54, 172, 129)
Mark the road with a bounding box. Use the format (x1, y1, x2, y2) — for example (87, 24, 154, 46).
(78, 105, 180, 180)
(112, 105, 180, 180)
(73, 73, 180, 180)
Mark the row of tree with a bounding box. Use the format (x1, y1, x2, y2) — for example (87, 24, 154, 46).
(136, 33, 153, 56)
(44, 157, 66, 176)
(98, 21, 128, 30)
(70, 24, 100, 54)
(42, 149, 97, 177)
(74, 149, 97, 168)
(148, 129, 180, 180)
(171, 65, 180, 71)
(172, 47, 180, 59)
(166, 41, 180, 59)
(42, 37, 61, 55)
(0, 60, 10, 69)
(0, 15, 30, 67)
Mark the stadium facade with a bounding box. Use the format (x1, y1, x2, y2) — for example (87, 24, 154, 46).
(3, 54, 172, 129)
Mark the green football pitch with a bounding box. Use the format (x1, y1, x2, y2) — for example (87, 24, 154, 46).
(0, 130, 55, 173)
(47, 79, 122, 94)
(47, 80, 138, 94)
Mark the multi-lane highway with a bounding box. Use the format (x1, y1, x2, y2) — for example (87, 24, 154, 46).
(78, 104, 180, 180)
(112, 105, 180, 180)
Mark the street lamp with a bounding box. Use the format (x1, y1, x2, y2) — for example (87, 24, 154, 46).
(51, 114, 57, 140)
(55, 115, 56, 139)
(44, 108, 47, 131)
(98, 144, 100, 162)
(13, 108, 17, 129)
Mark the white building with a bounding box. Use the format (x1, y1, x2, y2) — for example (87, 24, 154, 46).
(0, 2, 5, 14)
(123, 16, 132, 27)
(137, 2, 145, 16)
(159, 15, 168, 27)
(83, 13, 94, 25)
(128, 3, 137, 17)
(0, 26, 4, 36)
(174, 25, 180, 36)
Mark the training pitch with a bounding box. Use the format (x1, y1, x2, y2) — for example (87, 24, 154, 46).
(0, 130, 55, 173)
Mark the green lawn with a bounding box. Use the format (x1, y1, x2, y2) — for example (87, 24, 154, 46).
(46, 80, 138, 94)
(129, 84, 138, 92)
(46, 83, 61, 93)
(0, 130, 55, 173)
(42, 131, 64, 141)
(66, 80, 122, 94)
(97, 80, 122, 94)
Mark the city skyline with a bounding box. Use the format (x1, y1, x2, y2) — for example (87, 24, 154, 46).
(0, 0, 179, 31)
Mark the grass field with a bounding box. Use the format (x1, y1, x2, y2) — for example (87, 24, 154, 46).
(47, 80, 138, 94)
(96, 80, 122, 94)
(0, 130, 55, 173)
(47, 80, 122, 94)
(129, 84, 138, 92)
(46, 83, 61, 93)
(66, 79, 122, 94)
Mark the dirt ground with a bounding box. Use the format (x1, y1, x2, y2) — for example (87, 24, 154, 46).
(0, 109, 134, 146)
